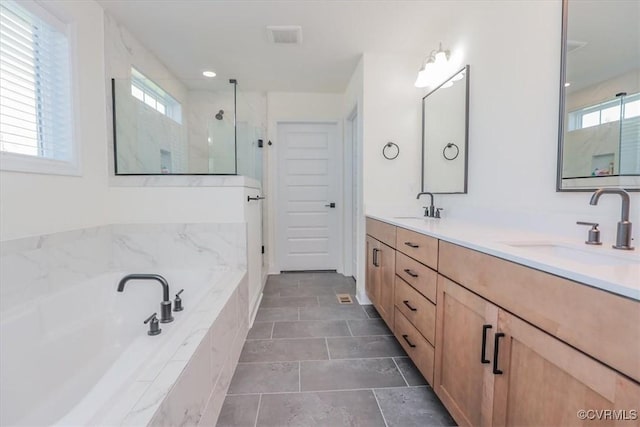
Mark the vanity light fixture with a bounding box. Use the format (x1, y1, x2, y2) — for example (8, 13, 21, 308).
(202, 70, 216, 78)
(415, 42, 457, 88)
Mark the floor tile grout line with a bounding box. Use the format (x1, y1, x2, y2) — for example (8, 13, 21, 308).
(253, 393, 262, 427)
(325, 337, 331, 360)
(372, 389, 390, 427)
(345, 320, 355, 337)
(237, 355, 404, 365)
(228, 385, 429, 396)
(392, 357, 410, 387)
(298, 361, 301, 392)
(270, 322, 275, 339)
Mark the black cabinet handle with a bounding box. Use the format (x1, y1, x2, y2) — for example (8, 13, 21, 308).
(493, 332, 505, 374)
(372, 248, 380, 267)
(403, 268, 418, 278)
(402, 334, 417, 348)
(403, 300, 417, 311)
(481, 324, 492, 364)
(404, 242, 419, 248)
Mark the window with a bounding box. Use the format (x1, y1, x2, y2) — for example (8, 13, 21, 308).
(130, 67, 182, 124)
(568, 93, 640, 131)
(0, 0, 77, 174)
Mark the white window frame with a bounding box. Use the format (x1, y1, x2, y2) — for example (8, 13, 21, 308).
(130, 67, 182, 124)
(0, 0, 81, 176)
(568, 92, 640, 132)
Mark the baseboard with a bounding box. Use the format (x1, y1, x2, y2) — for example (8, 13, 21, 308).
(355, 290, 372, 305)
(249, 292, 263, 328)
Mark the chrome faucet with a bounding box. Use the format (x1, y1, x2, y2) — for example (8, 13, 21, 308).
(589, 188, 634, 250)
(118, 274, 175, 322)
(417, 192, 438, 218)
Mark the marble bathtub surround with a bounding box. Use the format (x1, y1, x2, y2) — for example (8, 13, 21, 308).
(0, 223, 247, 317)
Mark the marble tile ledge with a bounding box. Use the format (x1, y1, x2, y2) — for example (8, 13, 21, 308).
(367, 212, 640, 301)
(109, 175, 261, 189)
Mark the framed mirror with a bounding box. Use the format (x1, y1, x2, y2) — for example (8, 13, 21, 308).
(557, 0, 640, 191)
(421, 65, 470, 194)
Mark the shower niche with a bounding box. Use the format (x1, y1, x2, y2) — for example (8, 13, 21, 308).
(111, 73, 263, 179)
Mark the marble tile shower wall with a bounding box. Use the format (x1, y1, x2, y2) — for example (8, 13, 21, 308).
(0, 223, 247, 315)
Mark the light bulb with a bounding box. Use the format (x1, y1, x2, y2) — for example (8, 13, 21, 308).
(434, 51, 448, 66)
(202, 70, 216, 78)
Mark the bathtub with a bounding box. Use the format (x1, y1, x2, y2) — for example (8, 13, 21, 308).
(0, 268, 247, 427)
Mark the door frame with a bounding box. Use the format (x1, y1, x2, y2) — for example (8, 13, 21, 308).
(271, 120, 344, 273)
(344, 108, 358, 278)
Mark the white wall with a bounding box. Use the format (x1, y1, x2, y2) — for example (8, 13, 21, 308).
(0, 0, 108, 241)
(265, 92, 345, 273)
(342, 58, 365, 297)
(361, 0, 638, 244)
(362, 53, 425, 212)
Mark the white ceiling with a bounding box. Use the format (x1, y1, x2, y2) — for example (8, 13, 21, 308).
(97, 0, 467, 92)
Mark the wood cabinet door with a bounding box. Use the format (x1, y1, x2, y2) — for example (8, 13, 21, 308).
(492, 309, 640, 427)
(434, 275, 498, 427)
(365, 236, 379, 305)
(376, 242, 395, 328)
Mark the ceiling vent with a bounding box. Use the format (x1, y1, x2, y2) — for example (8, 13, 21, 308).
(267, 26, 303, 44)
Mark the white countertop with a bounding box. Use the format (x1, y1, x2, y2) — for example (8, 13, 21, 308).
(367, 213, 640, 301)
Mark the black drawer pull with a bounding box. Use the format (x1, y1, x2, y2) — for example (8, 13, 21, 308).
(493, 332, 505, 375)
(403, 300, 418, 311)
(404, 242, 420, 248)
(372, 248, 380, 267)
(403, 268, 418, 278)
(481, 324, 492, 364)
(402, 334, 417, 348)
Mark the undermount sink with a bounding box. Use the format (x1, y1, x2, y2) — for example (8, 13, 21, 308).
(503, 242, 639, 266)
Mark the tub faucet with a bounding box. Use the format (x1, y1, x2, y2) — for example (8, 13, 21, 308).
(117, 274, 175, 323)
(589, 188, 634, 250)
(417, 192, 436, 218)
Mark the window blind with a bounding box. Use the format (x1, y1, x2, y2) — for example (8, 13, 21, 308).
(0, 0, 72, 161)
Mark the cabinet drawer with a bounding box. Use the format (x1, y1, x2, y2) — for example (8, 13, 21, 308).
(396, 227, 438, 269)
(395, 251, 437, 303)
(366, 217, 396, 248)
(394, 308, 434, 385)
(394, 276, 436, 345)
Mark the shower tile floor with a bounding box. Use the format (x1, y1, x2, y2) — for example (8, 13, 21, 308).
(216, 272, 456, 427)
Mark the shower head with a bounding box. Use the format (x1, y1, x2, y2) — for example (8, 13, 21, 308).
(215, 110, 224, 120)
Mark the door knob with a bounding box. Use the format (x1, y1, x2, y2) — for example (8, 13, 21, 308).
(325, 202, 336, 208)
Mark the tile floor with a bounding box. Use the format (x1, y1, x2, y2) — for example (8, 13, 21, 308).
(216, 272, 456, 427)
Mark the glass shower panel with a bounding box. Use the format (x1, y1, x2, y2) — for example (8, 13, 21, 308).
(235, 88, 265, 182)
(619, 93, 640, 175)
(112, 76, 238, 175)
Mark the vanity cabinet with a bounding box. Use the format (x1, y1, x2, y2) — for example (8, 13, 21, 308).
(366, 216, 640, 427)
(435, 275, 640, 427)
(365, 220, 396, 326)
(492, 306, 640, 427)
(434, 275, 498, 427)
(436, 241, 640, 427)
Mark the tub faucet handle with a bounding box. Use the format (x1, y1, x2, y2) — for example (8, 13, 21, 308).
(174, 289, 184, 312)
(144, 313, 162, 336)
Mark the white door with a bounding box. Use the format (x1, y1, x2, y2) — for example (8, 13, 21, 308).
(277, 122, 339, 271)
